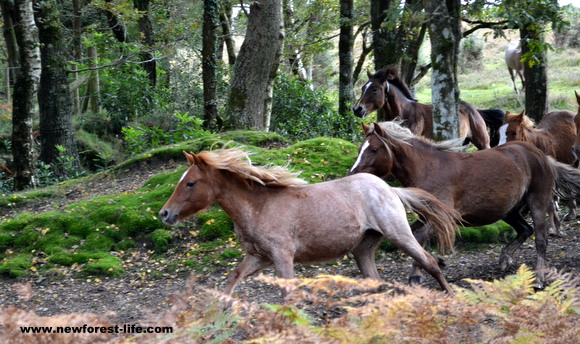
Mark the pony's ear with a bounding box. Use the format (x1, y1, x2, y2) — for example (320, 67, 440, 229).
(373, 122, 385, 137)
(362, 122, 371, 134)
(183, 151, 197, 165)
(515, 110, 526, 122)
(575, 90, 579, 106)
(367, 69, 373, 79)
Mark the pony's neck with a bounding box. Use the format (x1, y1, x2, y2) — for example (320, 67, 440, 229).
(390, 138, 439, 187)
(211, 170, 276, 228)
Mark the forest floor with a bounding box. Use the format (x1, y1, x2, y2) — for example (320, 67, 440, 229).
(0, 158, 579, 328)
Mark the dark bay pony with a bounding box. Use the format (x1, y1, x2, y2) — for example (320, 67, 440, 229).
(348, 122, 580, 288)
(505, 40, 525, 94)
(352, 67, 491, 150)
(570, 91, 580, 160)
(499, 109, 578, 222)
(159, 148, 462, 295)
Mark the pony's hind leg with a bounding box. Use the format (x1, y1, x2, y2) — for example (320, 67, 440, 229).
(499, 209, 534, 270)
(528, 200, 550, 289)
(351, 229, 383, 280)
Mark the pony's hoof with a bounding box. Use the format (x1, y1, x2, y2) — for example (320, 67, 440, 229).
(499, 255, 513, 270)
(436, 256, 447, 268)
(409, 276, 424, 285)
(548, 230, 565, 238)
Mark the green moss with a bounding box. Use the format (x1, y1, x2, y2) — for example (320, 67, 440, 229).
(458, 221, 514, 243)
(220, 248, 243, 259)
(197, 208, 234, 241)
(49, 252, 106, 266)
(0, 254, 33, 277)
(150, 229, 173, 253)
(0, 233, 15, 251)
(83, 255, 123, 276)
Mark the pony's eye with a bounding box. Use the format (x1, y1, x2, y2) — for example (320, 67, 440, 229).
(186, 181, 196, 188)
(371, 147, 378, 153)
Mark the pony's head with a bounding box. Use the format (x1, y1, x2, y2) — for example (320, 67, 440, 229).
(348, 122, 398, 177)
(498, 110, 533, 145)
(159, 151, 217, 225)
(352, 70, 391, 117)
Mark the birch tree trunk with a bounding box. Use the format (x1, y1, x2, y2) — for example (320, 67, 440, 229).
(423, 0, 461, 140)
(11, 0, 40, 190)
(227, 0, 283, 131)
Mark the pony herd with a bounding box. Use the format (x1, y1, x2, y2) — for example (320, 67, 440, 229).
(160, 67, 580, 298)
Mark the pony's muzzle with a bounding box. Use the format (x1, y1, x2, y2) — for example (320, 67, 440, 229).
(159, 208, 179, 226)
(352, 104, 366, 117)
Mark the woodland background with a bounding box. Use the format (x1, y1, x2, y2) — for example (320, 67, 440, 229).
(0, 0, 578, 193)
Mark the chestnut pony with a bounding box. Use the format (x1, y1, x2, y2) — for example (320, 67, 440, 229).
(352, 67, 491, 150)
(159, 148, 461, 295)
(570, 91, 580, 160)
(499, 109, 577, 222)
(349, 122, 580, 288)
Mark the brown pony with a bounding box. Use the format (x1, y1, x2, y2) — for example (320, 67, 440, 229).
(499, 109, 577, 222)
(571, 91, 580, 160)
(348, 121, 580, 288)
(159, 148, 462, 295)
(352, 67, 491, 150)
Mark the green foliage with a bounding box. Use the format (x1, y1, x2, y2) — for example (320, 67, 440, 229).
(122, 111, 210, 155)
(271, 73, 359, 141)
(83, 255, 123, 277)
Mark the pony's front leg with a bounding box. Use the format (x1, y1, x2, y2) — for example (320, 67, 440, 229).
(224, 254, 272, 296)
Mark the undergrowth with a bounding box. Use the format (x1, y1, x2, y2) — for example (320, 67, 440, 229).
(0, 266, 577, 343)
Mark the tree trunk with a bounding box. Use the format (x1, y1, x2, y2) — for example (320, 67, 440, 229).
(11, 0, 40, 190)
(423, 0, 461, 140)
(339, 0, 354, 118)
(521, 27, 548, 122)
(71, 0, 82, 115)
(220, 2, 236, 65)
(1, 0, 19, 97)
(134, 0, 156, 87)
(35, 0, 80, 173)
(370, 0, 395, 68)
(202, 0, 219, 129)
(227, 0, 283, 131)
(82, 46, 101, 113)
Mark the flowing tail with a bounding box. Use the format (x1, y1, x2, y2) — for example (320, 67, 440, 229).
(391, 187, 462, 254)
(550, 157, 580, 199)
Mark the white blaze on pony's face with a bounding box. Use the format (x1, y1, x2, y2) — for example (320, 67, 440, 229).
(350, 140, 370, 172)
(498, 124, 508, 145)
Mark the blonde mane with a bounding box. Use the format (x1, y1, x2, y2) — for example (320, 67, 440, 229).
(196, 148, 307, 187)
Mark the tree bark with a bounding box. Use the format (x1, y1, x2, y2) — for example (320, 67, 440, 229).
(134, 0, 156, 87)
(521, 27, 548, 122)
(35, 0, 80, 173)
(202, 0, 219, 129)
(1, 0, 19, 97)
(71, 0, 82, 115)
(227, 0, 283, 131)
(11, 0, 40, 190)
(339, 0, 354, 118)
(423, 0, 461, 140)
(220, 2, 236, 65)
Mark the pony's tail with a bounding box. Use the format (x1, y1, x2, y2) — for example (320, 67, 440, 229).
(391, 187, 461, 254)
(550, 157, 580, 199)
